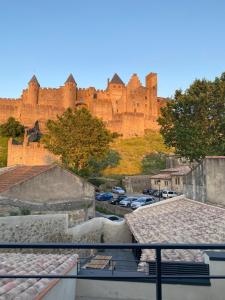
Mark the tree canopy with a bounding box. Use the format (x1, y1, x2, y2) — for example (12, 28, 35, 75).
(0, 117, 25, 138)
(141, 152, 166, 174)
(158, 73, 225, 161)
(43, 108, 114, 173)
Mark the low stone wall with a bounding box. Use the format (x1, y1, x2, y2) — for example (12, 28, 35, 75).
(0, 197, 94, 227)
(0, 214, 68, 243)
(123, 175, 152, 193)
(95, 201, 132, 216)
(68, 217, 132, 256)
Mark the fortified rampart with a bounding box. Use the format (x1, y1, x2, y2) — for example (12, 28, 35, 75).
(7, 137, 57, 166)
(0, 72, 168, 137)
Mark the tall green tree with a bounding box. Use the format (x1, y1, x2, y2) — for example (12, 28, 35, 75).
(141, 152, 166, 174)
(0, 117, 24, 138)
(158, 72, 225, 161)
(43, 108, 114, 172)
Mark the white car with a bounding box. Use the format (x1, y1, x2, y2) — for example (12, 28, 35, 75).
(119, 197, 138, 207)
(131, 197, 155, 209)
(162, 190, 178, 199)
(111, 186, 126, 195)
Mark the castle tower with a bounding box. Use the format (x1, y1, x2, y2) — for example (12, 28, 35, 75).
(145, 72, 158, 117)
(108, 73, 126, 114)
(127, 73, 141, 90)
(108, 73, 125, 90)
(27, 75, 40, 105)
(63, 74, 77, 109)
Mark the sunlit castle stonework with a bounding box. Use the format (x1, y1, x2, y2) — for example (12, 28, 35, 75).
(0, 72, 167, 137)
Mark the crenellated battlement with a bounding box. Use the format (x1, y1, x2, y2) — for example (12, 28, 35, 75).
(0, 98, 20, 102)
(0, 72, 168, 138)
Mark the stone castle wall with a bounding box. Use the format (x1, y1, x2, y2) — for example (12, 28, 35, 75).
(7, 138, 56, 166)
(0, 72, 167, 138)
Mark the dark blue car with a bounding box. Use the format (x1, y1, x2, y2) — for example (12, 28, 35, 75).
(96, 192, 114, 201)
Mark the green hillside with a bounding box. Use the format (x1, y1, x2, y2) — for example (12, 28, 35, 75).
(104, 131, 171, 176)
(0, 137, 8, 167)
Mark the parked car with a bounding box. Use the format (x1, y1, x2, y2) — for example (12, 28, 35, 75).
(95, 192, 114, 201)
(153, 190, 163, 198)
(111, 186, 126, 195)
(119, 196, 139, 207)
(110, 194, 127, 205)
(162, 190, 178, 199)
(102, 215, 124, 222)
(149, 189, 158, 195)
(142, 188, 152, 195)
(131, 197, 155, 209)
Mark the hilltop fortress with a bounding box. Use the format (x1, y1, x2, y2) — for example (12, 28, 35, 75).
(0, 72, 167, 137)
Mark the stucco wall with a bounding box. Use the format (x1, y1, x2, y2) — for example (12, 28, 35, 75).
(2, 166, 95, 203)
(43, 265, 77, 300)
(184, 162, 206, 202)
(68, 217, 132, 244)
(205, 158, 225, 205)
(184, 157, 225, 205)
(0, 214, 68, 243)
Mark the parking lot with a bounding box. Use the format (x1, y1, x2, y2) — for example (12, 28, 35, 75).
(95, 186, 179, 210)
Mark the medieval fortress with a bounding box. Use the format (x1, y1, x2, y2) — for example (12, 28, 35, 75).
(0, 72, 166, 137)
(1, 72, 167, 166)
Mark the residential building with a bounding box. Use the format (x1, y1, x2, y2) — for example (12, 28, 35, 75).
(0, 164, 95, 224)
(150, 165, 191, 193)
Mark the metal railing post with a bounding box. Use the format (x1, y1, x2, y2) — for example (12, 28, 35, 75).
(156, 248, 162, 300)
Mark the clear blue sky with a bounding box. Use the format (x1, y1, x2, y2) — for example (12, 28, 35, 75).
(0, 0, 224, 98)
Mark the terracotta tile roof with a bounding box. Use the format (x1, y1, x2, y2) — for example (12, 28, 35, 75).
(161, 166, 191, 175)
(125, 197, 225, 268)
(0, 253, 78, 299)
(150, 173, 171, 180)
(0, 165, 55, 193)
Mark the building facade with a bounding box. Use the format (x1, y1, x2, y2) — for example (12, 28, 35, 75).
(0, 164, 95, 225)
(150, 166, 191, 193)
(0, 73, 167, 138)
(184, 156, 225, 205)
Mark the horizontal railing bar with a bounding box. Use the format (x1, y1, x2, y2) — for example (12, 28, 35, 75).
(1, 243, 225, 249)
(0, 275, 224, 279)
(79, 257, 140, 263)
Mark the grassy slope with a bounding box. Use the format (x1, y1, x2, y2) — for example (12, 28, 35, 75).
(0, 137, 8, 167)
(104, 131, 171, 176)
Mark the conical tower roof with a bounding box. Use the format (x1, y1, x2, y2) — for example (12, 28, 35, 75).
(110, 73, 124, 85)
(65, 74, 76, 84)
(28, 75, 40, 86)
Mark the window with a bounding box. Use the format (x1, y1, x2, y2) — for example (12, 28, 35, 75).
(175, 177, 180, 185)
(93, 93, 97, 99)
(164, 181, 168, 186)
(145, 96, 147, 99)
(154, 180, 158, 185)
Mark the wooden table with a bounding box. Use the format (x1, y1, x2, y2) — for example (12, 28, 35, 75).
(83, 255, 112, 269)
